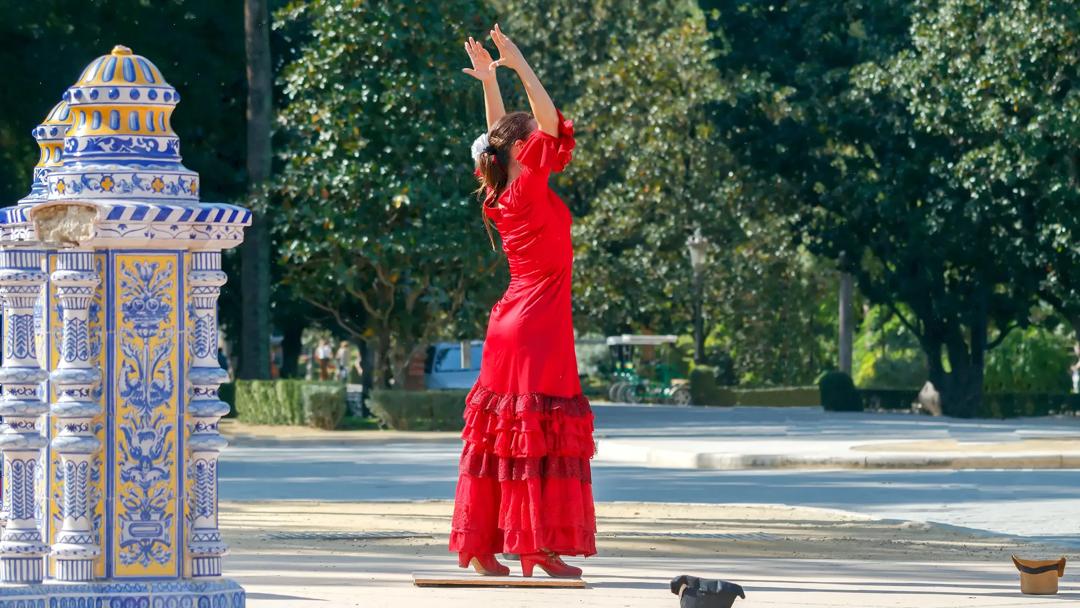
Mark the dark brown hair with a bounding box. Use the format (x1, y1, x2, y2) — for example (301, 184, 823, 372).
(476, 111, 535, 249)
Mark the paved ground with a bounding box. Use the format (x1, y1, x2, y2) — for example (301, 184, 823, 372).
(222, 500, 1072, 608)
(592, 405, 1080, 469)
(217, 406, 1080, 605)
(220, 406, 1080, 544)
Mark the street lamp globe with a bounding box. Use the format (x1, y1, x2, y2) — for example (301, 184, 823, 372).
(687, 228, 709, 272)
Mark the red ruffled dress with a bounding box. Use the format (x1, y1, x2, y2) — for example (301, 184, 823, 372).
(450, 112, 597, 558)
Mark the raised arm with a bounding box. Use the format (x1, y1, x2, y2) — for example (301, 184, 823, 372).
(489, 24, 559, 137)
(462, 37, 505, 129)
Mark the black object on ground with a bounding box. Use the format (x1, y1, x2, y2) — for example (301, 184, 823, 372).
(670, 575, 745, 608)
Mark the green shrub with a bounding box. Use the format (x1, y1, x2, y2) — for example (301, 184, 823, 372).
(689, 366, 736, 406)
(368, 389, 469, 431)
(852, 306, 928, 388)
(235, 380, 344, 426)
(984, 326, 1072, 393)
(819, 371, 863, 412)
(733, 386, 819, 406)
(302, 383, 347, 430)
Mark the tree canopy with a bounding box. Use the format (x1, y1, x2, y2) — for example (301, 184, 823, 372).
(271, 0, 503, 387)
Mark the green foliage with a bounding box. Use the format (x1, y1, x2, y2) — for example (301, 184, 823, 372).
(489, 0, 697, 110)
(853, 307, 927, 389)
(710, 249, 839, 386)
(568, 13, 739, 331)
(709, 0, 1079, 416)
(689, 366, 735, 406)
(367, 390, 469, 431)
(272, 1, 503, 388)
(984, 326, 1072, 394)
(819, 371, 863, 412)
(300, 383, 347, 430)
(235, 379, 343, 427)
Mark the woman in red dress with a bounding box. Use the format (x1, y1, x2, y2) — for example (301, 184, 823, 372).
(450, 25, 596, 579)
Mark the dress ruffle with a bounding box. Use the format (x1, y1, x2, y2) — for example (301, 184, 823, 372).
(451, 383, 597, 557)
(515, 110, 575, 174)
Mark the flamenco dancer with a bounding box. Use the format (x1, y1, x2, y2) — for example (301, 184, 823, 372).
(450, 25, 596, 579)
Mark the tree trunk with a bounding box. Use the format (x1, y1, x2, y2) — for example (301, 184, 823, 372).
(938, 311, 987, 418)
(374, 326, 392, 388)
(838, 272, 854, 374)
(935, 360, 984, 419)
(239, 0, 273, 380)
(280, 320, 303, 378)
(359, 339, 374, 392)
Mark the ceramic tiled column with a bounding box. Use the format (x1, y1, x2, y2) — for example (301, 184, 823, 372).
(187, 251, 230, 577)
(0, 45, 248, 606)
(0, 249, 50, 583)
(49, 250, 102, 581)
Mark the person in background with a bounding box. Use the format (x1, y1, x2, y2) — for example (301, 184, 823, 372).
(336, 340, 350, 382)
(315, 338, 333, 381)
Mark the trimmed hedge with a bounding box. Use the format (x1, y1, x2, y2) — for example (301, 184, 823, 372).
(689, 371, 817, 407)
(302, 383, 347, 430)
(858, 388, 918, 411)
(733, 386, 818, 406)
(819, 371, 863, 412)
(855, 388, 1080, 418)
(978, 393, 1080, 418)
(368, 389, 469, 431)
(689, 366, 736, 406)
(234, 380, 346, 427)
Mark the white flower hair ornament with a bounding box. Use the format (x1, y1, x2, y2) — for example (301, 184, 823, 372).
(471, 132, 499, 164)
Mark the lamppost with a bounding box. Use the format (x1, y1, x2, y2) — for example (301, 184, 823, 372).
(687, 228, 709, 364)
(838, 251, 854, 375)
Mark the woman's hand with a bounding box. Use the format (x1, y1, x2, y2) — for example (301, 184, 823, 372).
(462, 37, 497, 82)
(488, 24, 527, 73)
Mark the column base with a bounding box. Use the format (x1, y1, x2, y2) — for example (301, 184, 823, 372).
(53, 559, 94, 582)
(0, 578, 244, 607)
(193, 556, 222, 577)
(0, 557, 42, 584)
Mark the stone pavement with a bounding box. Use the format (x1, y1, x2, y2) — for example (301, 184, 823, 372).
(592, 405, 1080, 470)
(221, 500, 1074, 608)
(222, 404, 1080, 469)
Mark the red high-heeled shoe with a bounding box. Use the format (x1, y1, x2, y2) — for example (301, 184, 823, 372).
(457, 553, 510, 576)
(519, 551, 582, 578)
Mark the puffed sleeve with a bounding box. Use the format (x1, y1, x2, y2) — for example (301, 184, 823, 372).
(515, 110, 575, 174)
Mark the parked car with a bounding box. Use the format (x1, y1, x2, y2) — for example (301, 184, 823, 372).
(424, 341, 483, 389)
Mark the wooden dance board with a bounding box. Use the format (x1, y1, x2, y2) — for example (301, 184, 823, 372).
(412, 572, 587, 588)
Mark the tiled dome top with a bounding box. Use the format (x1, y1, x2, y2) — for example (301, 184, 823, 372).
(47, 45, 198, 203)
(33, 100, 72, 143)
(73, 45, 169, 89)
(20, 100, 72, 203)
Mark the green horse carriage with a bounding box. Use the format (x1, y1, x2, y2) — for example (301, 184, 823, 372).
(605, 334, 691, 405)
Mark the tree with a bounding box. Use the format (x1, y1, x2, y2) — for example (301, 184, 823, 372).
(271, 0, 502, 388)
(884, 0, 1080, 343)
(240, 0, 274, 380)
(708, 0, 1063, 415)
(568, 15, 741, 333)
(489, 0, 696, 113)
